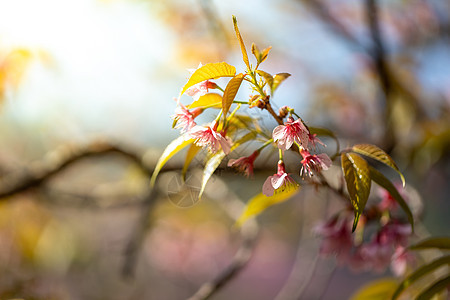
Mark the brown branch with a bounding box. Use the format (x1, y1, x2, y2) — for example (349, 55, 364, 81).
(0, 140, 155, 199)
(265, 102, 284, 125)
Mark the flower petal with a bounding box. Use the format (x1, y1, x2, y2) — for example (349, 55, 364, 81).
(262, 176, 275, 196)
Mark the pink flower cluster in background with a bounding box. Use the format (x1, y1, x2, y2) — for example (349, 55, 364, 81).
(314, 185, 415, 277)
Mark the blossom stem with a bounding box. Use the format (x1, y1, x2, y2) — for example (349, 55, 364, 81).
(216, 85, 225, 93)
(257, 139, 274, 152)
(233, 100, 249, 104)
(279, 148, 284, 160)
(265, 102, 284, 125)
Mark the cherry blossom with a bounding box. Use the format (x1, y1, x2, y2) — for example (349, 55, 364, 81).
(262, 161, 298, 197)
(228, 150, 259, 177)
(272, 117, 309, 151)
(391, 246, 415, 276)
(314, 216, 353, 264)
(307, 133, 325, 150)
(172, 100, 203, 133)
(299, 149, 332, 177)
(185, 63, 217, 100)
(189, 122, 231, 154)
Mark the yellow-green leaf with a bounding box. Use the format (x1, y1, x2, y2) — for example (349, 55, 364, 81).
(369, 166, 414, 231)
(416, 275, 450, 300)
(236, 188, 299, 227)
(272, 72, 291, 94)
(222, 73, 244, 118)
(150, 135, 193, 187)
(251, 43, 271, 66)
(187, 93, 222, 109)
(256, 70, 273, 89)
(232, 16, 250, 70)
(341, 153, 371, 232)
(180, 62, 236, 96)
(392, 255, 450, 300)
(351, 278, 398, 300)
(199, 152, 226, 199)
(181, 144, 202, 181)
(409, 237, 450, 251)
(199, 132, 256, 199)
(352, 144, 405, 186)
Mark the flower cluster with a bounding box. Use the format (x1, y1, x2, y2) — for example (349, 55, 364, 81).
(173, 63, 332, 198)
(260, 116, 331, 196)
(314, 185, 415, 276)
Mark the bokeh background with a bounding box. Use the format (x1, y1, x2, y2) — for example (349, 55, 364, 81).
(0, 0, 448, 299)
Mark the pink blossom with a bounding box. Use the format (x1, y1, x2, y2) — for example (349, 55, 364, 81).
(262, 161, 298, 197)
(272, 117, 309, 151)
(378, 223, 412, 248)
(308, 133, 326, 150)
(189, 122, 231, 154)
(314, 217, 353, 264)
(360, 239, 393, 273)
(377, 183, 407, 212)
(172, 100, 203, 133)
(348, 247, 371, 272)
(228, 150, 259, 177)
(391, 246, 415, 277)
(299, 149, 332, 177)
(185, 63, 217, 100)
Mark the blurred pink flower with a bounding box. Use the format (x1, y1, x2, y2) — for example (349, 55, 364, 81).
(186, 63, 217, 100)
(391, 246, 415, 277)
(262, 161, 298, 197)
(272, 117, 309, 151)
(360, 239, 393, 273)
(314, 216, 353, 264)
(377, 183, 407, 212)
(172, 99, 203, 133)
(307, 133, 325, 150)
(378, 223, 412, 248)
(348, 247, 370, 272)
(189, 122, 231, 154)
(228, 150, 259, 177)
(299, 149, 332, 177)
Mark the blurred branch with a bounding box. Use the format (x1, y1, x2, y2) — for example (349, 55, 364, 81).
(303, 0, 427, 150)
(364, 0, 395, 151)
(122, 186, 159, 279)
(0, 141, 154, 199)
(187, 196, 260, 300)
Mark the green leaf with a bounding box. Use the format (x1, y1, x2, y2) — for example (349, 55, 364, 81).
(272, 72, 291, 94)
(236, 188, 299, 227)
(150, 135, 193, 187)
(409, 237, 450, 251)
(350, 278, 398, 300)
(256, 70, 273, 89)
(198, 132, 256, 199)
(232, 16, 250, 70)
(416, 274, 450, 300)
(181, 144, 202, 181)
(222, 73, 244, 118)
(187, 93, 222, 109)
(352, 144, 405, 187)
(392, 255, 450, 300)
(369, 166, 414, 231)
(341, 153, 371, 232)
(180, 62, 236, 96)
